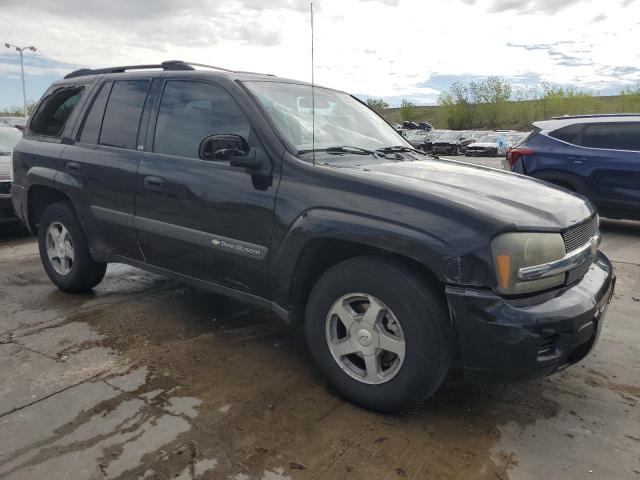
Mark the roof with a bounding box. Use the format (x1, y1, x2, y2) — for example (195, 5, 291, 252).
(60, 59, 314, 87)
(534, 114, 640, 130)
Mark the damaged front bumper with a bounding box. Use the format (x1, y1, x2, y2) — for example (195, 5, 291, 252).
(446, 251, 615, 383)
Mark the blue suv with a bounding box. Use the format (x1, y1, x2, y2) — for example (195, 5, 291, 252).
(508, 114, 640, 221)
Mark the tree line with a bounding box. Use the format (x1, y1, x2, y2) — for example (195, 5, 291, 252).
(368, 78, 640, 131)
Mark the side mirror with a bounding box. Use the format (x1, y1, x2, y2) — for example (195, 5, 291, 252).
(199, 134, 262, 170)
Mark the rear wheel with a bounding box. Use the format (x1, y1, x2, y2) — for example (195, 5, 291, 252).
(38, 201, 107, 292)
(305, 256, 452, 413)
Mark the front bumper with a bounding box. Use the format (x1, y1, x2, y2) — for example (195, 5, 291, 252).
(466, 148, 497, 156)
(432, 144, 455, 154)
(446, 251, 615, 383)
(0, 181, 17, 223)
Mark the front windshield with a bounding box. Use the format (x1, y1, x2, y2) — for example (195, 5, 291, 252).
(0, 128, 21, 154)
(438, 132, 460, 141)
(406, 130, 427, 138)
(243, 81, 410, 153)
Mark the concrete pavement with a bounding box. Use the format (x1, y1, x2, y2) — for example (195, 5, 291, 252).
(0, 211, 638, 479)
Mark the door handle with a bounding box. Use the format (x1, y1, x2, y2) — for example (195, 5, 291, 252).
(66, 161, 82, 173)
(567, 156, 586, 164)
(143, 176, 165, 190)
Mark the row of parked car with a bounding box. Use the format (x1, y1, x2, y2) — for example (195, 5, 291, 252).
(400, 128, 528, 157)
(389, 115, 640, 222)
(0, 119, 24, 223)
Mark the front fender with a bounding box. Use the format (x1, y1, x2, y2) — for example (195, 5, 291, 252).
(270, 208, 490, 308)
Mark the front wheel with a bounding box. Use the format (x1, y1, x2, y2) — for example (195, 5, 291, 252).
(305, 256, 452, 413)
(38, 201, 107, 292)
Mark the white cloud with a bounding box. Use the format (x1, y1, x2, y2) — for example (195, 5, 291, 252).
(0, 0, 639, 105)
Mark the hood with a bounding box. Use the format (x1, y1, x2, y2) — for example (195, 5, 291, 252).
(468, 142, 497, 148)
(343, 158, 593, 229)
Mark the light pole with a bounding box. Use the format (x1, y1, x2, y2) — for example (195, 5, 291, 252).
(4, 43, 37, 118)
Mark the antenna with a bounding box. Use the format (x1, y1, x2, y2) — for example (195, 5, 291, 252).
(311, 2, 316, 165)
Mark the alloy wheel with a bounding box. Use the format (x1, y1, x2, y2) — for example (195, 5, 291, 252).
(325, 293, 406, 385)
(45, 221, 74, 275)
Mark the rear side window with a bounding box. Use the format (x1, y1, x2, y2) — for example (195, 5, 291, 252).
(99, 80, 150, 149)
(153, 81, 251, 159)
(549, 123, 583, 144)
(516, 127, 540, 146)
(579, 123, 640, 151)
(30, 86, 84, 137)
(78, 82, 112, 145)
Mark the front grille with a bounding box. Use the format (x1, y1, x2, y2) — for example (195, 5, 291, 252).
(560, 215, 599, 286)
(562, 215, 599, 253)
(0, 181, 11, 195)
(566, 261, 592, 285)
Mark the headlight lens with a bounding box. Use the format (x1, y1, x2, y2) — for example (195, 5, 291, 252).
(491, 232, 566, 295)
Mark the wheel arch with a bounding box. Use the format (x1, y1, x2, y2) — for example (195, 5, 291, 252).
(530, 170, 589, 196)
(271, 209, 450, 323)
(26, 184, 73, 233)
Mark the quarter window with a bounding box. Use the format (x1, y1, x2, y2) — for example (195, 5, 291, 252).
(549, 123, 583, 144)
(30, 86, 84, 137)
(78, 82, 112, 145)
(153, 81, 251, 159)
(99, 80, 150, 149)
(579, 123, 640, 151)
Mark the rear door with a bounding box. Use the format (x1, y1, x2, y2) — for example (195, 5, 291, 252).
(572, 122, 640, 213)
(135, 79, 276, 297)
(62, 78, 151, 259)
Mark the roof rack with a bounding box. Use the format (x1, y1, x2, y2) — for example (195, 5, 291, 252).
(552, 113, 640, 119)
(64, 60, 272, 79)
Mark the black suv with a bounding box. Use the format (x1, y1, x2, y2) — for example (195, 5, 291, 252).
(11, 61, 615, 413)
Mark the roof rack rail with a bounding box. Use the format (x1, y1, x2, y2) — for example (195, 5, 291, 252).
(182, 61, 275, 76)
(552, 113, 640, 119)
(64, 60, 273, 80)
(64, 60, 199, 79)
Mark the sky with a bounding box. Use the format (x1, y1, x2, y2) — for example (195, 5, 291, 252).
(0, 0, 639, 109)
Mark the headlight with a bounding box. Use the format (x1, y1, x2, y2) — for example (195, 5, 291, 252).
(491, 232, 565, 295)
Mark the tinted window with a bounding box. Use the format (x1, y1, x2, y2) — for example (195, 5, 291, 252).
(30, 86, 84, 137)
(99, 80, 150, 149)
(154, 81, 251, 159)
(579, 123, 640, 151)
(549, 123, 583, 144)
(79, 82, 112, 144)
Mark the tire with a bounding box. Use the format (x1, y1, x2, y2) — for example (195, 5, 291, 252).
(305, 256, 452, 413)
(38, 201, 107, 292)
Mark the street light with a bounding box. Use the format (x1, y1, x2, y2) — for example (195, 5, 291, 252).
(4, 43, 37, 118)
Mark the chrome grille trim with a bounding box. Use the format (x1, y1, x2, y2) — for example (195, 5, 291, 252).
(563, 215, 599, 253)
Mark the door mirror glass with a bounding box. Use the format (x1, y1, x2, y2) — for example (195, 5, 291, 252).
(199, 134, 249, 161)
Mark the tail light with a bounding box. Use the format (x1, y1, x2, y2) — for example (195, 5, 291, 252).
(507, 147, 534, 170)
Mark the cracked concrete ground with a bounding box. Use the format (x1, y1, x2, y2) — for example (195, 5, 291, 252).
(0, 208, 638, 479)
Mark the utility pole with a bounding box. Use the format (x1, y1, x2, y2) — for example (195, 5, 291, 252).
(4, 43, 37, 117)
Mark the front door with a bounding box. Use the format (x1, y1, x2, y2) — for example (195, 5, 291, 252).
(135, 79, 277, 297)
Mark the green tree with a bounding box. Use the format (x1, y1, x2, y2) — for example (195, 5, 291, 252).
(399, 99, 418, 121)
(483, 77, 512, 129)
(366, 98, 389, 115)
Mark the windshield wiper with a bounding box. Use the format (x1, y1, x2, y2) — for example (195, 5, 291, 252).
(299, 146, 379, 156)
(375, 145, 424, 155)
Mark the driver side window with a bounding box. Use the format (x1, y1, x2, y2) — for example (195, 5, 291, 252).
(153, 81, 251, 159)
